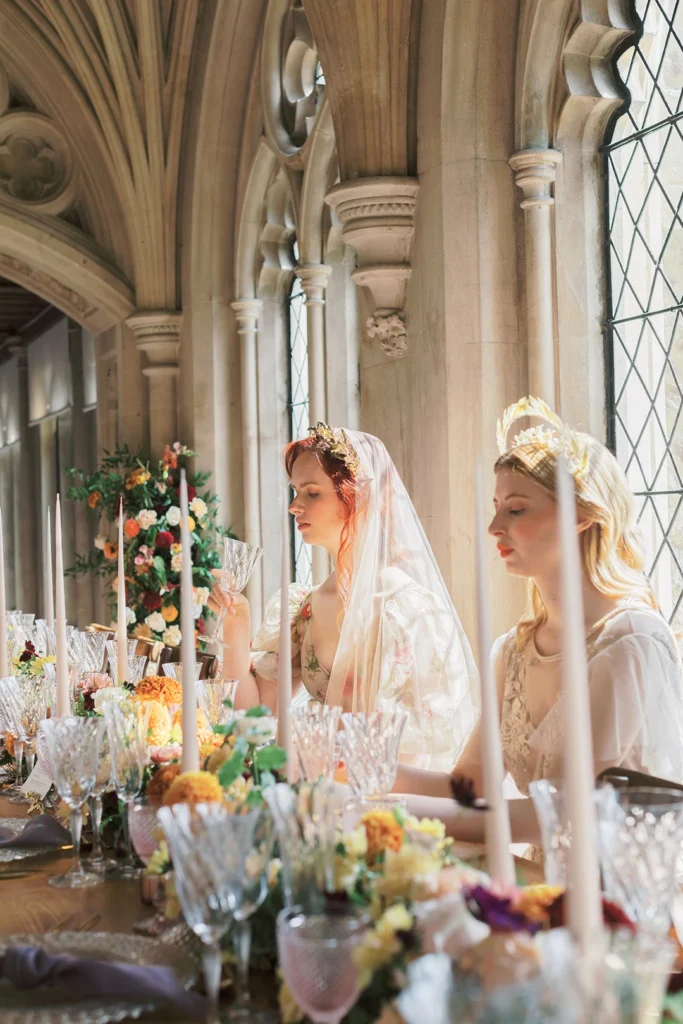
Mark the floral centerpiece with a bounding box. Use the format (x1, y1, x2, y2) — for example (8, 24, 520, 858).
(65, 442, 230, 646)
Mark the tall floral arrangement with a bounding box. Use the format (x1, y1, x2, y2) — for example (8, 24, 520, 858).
(66, 442, 227, 646)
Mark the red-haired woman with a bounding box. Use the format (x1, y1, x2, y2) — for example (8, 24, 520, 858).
(208, 424, 480, 769)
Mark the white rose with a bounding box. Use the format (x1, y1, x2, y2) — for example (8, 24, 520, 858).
(190, 497, 208, 519)
(192, 602, 203, 620)
(166, 506, 181, 527)
(193, 587, 210, 606)
(93, 687, 129, 714)
(162, 625, 182, 647)
(136, 509, 158, 530)
(146, 612, 166, 632)
(94, 534, 107, 551)
(171, 554, 182, 572)
(233, 712, 277, 746)
(125, 607, 137, 626)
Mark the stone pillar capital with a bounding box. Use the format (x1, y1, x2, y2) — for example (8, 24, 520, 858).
(231, 299, 263, 334)
(509, 150, 562, 208)
(126, 310, 182, 367)
(294, 264, 332, 305)
(326, 176, 418, 359)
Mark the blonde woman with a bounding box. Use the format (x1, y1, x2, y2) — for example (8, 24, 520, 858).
(396, 398, 683, 842)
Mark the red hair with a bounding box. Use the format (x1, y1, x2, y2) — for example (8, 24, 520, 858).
(284, 435, 358, 597)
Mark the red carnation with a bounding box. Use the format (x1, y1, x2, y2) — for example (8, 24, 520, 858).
(142, 591, 162, 611)
(156, 530, 174, 550)
(176, 483, 196, 502)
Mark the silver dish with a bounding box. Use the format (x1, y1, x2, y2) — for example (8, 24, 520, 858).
(0, 818, 69, 863)
(0, 931, 199, 1024)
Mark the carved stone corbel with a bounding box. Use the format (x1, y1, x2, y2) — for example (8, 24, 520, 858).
(325, 177, 418, 359)
(126, 310, 182, 456)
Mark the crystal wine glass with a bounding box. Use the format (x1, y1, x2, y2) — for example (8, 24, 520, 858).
(40, 716, 105, 889)
(204, 538, 264, 648)
(196, 678, 239, 729)
(0, 677, 27, 798)
(224, 808, 275, 1022)
(104, 700, 151, 879)
(157, 801, 239, 1024)
(105, 639, 143, 684)
(79, 632, 109, 674)
(85, 726, 114, 873)
(16, 676, 49, 782)
(161, 663, 201, 684)
(277, 905, 369, 1024)
(339, 710, 407, 817)
(293, 704, 342, 782)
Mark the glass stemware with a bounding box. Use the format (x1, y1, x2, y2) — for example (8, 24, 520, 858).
(79, 631, 109, 674)
(105, 640, 145, 685)
(161, 663, 202, 684)
(157, 802, 239, 1024)
(16, 676, 49, 785)
(204, 538, 264, 648)
(292, 705, 342, 782)
(196, 678, 239, 729)
(224, 808, 275, 1022)
(40, 716, 104, 889)
(0, 676, 30, 800)
(339, 710, 407, 811)
(104, 701, 151, 879)
(277, 905, 369, 1024)
(85, 727, 113, 873)
(598, 785, 683, 936)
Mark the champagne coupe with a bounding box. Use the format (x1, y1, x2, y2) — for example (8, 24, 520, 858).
(277, 905, 369, 1024)
(204, 538, 264, 648)
(40, 716, 104, 889)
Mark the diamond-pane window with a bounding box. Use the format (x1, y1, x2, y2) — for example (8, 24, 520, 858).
(605, 0, 683, 629)
(288, 274, 312, 586)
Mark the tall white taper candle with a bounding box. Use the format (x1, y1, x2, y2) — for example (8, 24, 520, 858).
(180, 471, 199, 772)
(44, 506, 55, 629)
(557, 459, 603, 952)
(0, 508, 8, 678)
(117, 502, 127, 687)
(475, 463, 514, 883)
(54, 496, 69, 715)
(277, 483, 294, 782)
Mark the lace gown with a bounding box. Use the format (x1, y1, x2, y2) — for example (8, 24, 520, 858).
(249, 572, 474, 769)
(493, 602, 683, 795)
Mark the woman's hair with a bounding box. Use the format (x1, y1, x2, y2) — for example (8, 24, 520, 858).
(284, 434, 358, 599)
(495, 434, 657, 649)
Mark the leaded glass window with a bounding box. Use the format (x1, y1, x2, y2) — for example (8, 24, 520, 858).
(288, 271, 313, 585)
(604, 0, 683, 629)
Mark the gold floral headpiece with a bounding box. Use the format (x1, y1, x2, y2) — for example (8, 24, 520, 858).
(496, 397, 590, 481)
(309, 423, 361, 477)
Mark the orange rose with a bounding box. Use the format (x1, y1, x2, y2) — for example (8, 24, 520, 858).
(161, 603, 179, 623)
(87, 491, 102, 509)
(124, 519, 141, 539)
(103, 541, 118, 561)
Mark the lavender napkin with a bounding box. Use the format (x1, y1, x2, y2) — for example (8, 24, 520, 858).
(0, 815, 71, 849)
(0, 946, 206, 1019)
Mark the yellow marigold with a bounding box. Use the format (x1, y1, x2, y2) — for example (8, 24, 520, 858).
(161, 603, 179, 623)
(135, 674, 183, 709)
(146, 763, 181, 806)
(87, 490, 102, 509)
(125, 468, 151, 490)
(514, 884, 564, 923)
(362, 810, 404, 864)
(162, 770, 224, 808)
(139, 699, 171, 746)
(405, 816, 446, 841)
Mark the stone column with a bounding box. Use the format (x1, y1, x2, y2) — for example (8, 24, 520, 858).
(231, 299, 263, 628)
(7, 340, 37, 614)
(294, 265, 332, 585)
(509, 150, 562, 407)
(126, 311, 182, 457)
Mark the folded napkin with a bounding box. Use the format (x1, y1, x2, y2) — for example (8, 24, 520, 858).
(0, 815, 71, 849)
(0, 946, 206, 1020)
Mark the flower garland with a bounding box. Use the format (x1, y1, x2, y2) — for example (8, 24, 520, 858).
(66, 442, 231, 646)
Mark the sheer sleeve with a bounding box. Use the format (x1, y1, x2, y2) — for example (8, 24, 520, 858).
(588, 626, 683, 781)
(250, 584, 310, 683)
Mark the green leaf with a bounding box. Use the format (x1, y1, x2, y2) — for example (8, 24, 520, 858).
(222, 699, 233, 709)
(218, 750, 246, 789)
(254, 745, 288, 772)
(245, 788, 265, 807)
(664, 994, 683, 1022)
(152, 556, 167, 586)
(212, 720, 236, 737)
(245, 705, 270, 719)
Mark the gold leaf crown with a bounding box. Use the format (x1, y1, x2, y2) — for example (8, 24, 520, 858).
(496, 397, 590, 481)
(309, 423, 361, 476)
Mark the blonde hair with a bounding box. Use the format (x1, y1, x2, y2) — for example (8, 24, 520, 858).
(495, 434, 657, 650)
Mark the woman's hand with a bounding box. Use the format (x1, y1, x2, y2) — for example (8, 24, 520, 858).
(208, 570, 250, 621)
